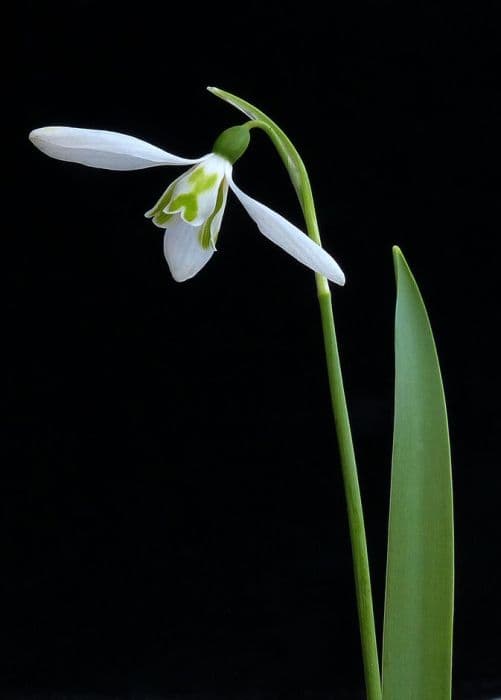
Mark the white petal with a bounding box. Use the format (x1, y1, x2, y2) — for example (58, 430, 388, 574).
(163, 215, 215, 282)
(166, 154, 227, 226)
(228, 176, 345, 285)
(29, 127, 203, 171)
(209, 179, 229, 246)
(145, 168, 196, 227)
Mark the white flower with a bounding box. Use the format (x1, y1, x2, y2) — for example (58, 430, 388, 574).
(29, 126, 345, 285)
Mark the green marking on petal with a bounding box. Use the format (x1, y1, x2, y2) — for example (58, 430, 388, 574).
(199, 222, 212, 249)
(169, 193, 198, 222)
(153, 211, 175, 227)
(168, 166, 219, 222)
(199, 181, 226, 249)
(188, 167, 218, 189)
(145, 179, 178, 221)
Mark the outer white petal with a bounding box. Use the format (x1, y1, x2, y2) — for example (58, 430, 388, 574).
(29, 127, 203, 171)
(163, 215, 215, 282)
(228, 175, 345, 285)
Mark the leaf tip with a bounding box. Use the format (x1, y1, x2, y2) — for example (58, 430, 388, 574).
(392, 245, 410, 283)
(392, 245, 405, 265)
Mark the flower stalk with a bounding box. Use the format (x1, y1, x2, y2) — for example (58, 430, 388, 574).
(209, 88, 382, 700)
(301, 170, 382, 700)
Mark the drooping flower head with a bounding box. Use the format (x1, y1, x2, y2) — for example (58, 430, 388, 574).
(29, 123, 345, 284)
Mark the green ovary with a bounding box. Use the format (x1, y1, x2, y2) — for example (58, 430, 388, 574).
(169, 167, 219, 222)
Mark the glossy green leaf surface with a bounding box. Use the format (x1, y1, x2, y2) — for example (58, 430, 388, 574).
(382, 247, 454, 700)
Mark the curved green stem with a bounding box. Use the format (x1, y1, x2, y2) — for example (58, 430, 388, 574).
(249, 119, 381, 700)
(317, 294, 381, 700)
(208, 88, 381, 699)
(303, 183, 382, 700)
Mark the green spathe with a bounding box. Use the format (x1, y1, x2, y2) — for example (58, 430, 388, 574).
(212, 125, 250, 164)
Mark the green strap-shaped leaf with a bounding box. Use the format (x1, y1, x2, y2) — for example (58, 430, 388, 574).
(382, 247, 454, 700)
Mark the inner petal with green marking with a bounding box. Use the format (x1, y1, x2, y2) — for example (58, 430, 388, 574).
(145, 156, 227, 230)
(199, 180, 228, 249)
(165, 157, 226, 226)
(145, 169, 189, 228)
(168, 168, 217, 222)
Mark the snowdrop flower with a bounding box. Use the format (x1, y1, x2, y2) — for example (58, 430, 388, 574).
(29, 125, 345, 284)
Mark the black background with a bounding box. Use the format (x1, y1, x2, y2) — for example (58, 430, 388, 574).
(6, 2, 500, 698)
